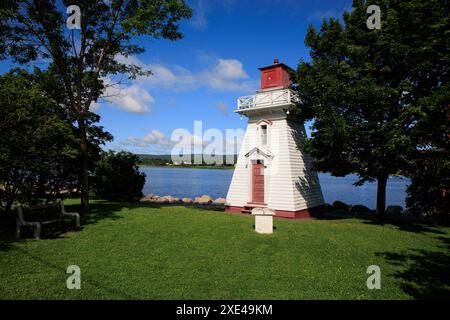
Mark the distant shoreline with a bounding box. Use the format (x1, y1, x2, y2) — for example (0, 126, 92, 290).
(138, 165, 407, 176)
(139, 164, 235, 170)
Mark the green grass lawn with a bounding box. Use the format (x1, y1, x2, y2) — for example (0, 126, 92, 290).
(1, 200, 449, 300)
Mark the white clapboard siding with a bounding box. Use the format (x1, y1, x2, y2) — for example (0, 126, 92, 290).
(266, 119, 298, 211)
(226, 125, 251, 207)
(285, 120, 324, 211)
(227, 105, 324, 213)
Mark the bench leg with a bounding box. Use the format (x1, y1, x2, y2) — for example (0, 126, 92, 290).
(33, 223, 41, 240)
(75, 215, 80, 229)
(15, 225, 21, 240)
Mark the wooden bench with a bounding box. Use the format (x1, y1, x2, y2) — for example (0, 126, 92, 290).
(16, 201, 80, 240)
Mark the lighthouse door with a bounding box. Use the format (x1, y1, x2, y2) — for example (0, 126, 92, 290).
(252, 161, 265, 204)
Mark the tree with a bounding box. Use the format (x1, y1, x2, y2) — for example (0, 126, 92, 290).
(0, 69, 79, 212)
(0, 0, 192, 212)
(93, 151, 146, 202)
(294, 0, 449, 216)
(406, 89, 449, 225)
(406, 157, 449, 225)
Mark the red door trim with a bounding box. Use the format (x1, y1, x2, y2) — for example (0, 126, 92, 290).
(252, 162, 265, 204)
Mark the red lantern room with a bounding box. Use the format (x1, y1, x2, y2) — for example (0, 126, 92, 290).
(258, 58, 292, 90)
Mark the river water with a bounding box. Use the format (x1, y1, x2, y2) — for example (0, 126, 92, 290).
(140, 167, 410, 209)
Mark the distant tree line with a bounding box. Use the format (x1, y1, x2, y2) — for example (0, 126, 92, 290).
(137, 154, 238, 168)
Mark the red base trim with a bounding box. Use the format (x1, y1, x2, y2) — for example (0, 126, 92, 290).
(225, 205, 324, 219)
(225, 206, 245, 213)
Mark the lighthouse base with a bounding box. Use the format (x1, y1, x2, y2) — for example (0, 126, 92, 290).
(225, 205, 324, 219)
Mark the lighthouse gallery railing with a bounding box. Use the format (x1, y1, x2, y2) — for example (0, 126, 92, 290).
(237, 89, 299, 111)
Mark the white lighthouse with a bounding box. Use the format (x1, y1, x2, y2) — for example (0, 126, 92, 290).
(226, 59, 324, 218)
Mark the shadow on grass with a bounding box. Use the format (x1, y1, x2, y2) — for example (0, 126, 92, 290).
(1, 200, 223, 245)
(0, 237, 14, 252)
(319, 211, 446, 235)
(76, 201, 148, 226)
(362, 218, 447, 235)
(377, 236, 450, 300)
(0, 201, 165, 244)
(0, 210, 16, 251)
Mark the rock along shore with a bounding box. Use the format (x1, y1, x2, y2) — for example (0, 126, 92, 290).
(140, 194, 226, 210)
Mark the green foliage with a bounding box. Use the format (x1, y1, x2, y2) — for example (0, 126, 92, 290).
(0, 69, 79, 211)
(406, 157, 450, 225)
(137, 154, 173, 166)
(93, 151, 146, 202)
(0, 0, 192, 211)
(406, 83, 449, 224)
(294, 0, 450, 215)
(137, 154, 238, 168)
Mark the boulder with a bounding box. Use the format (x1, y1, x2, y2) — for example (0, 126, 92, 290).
(194, 195, 213, 205)
(213, 198, 226, 206)
(170, 196, 181, 204)
(140, 194, 160, 203)
(349, 204, 371, 215)
(386, 205, 403, 215)
(160, 196, 179, 204)
(155, 196, 170, 204)
(332, 201, 349, 212)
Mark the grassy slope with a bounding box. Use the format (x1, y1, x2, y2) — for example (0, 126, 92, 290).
(0, 201, 449, 300)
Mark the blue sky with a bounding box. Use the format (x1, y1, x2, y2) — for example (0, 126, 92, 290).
(1, 0, 353, 155)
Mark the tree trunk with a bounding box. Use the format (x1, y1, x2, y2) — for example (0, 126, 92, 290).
(78, 119, 89, 213)
(5, 201, 12, 214)
(4, 184, 15, 213)
(376, 175, 388, 217)
(80, 153, 89, 213)
(36, 174, 46, 204)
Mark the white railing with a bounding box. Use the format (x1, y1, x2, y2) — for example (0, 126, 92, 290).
(237, 89, 299, 111)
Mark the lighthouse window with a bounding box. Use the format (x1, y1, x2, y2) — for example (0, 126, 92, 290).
(260, 125, 268, 146)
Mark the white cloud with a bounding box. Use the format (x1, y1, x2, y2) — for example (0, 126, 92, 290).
(114, 53, 143, 67)
(89, 101, 100, 113)
(167, 97, 178, 107)
(121, 128, 244, 155)
(190, 0, 208, 30)
(103, 54, 256, 114)
(131, 56, 256, 93)
(212, 101, 229, 116)
(120, 130, 198, 154)
(198, 59, 255, 91)
(212, 59, 249, 80)
(122, 130, 173, 149)
(103, 83, 154, 114)
(145, 64, 196, 90)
